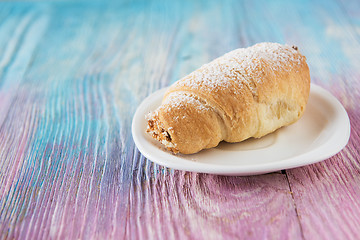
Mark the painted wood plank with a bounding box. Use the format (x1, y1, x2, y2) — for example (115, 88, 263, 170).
(128, 168, 302, 239)
(0, 4, 129, 239)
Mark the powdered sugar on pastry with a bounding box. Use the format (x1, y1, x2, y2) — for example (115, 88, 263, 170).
(160, 92, 209, 114)
(146, 42, 310, 154)
(172, 42, 304, 95)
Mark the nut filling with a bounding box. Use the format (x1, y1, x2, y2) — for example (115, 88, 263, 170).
(146, 113, 179, 153)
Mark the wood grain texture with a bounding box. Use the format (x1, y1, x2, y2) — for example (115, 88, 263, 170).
(0, 0, 359, 239)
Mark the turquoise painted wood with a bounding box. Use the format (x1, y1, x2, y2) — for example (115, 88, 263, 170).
(0, 0, 359, 239)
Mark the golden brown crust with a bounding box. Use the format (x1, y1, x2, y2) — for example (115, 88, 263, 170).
(146, 42, 310, 154)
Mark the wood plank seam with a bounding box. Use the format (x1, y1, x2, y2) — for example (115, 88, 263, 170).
(284, 170, 305, 240)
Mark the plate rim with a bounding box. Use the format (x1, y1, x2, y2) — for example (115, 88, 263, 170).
(131, 84, 351, 175)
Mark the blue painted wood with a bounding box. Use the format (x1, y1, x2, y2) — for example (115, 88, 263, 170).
(0, 0, 359, 239)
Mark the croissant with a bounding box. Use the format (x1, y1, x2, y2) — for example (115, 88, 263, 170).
(146, 42, 310, 154)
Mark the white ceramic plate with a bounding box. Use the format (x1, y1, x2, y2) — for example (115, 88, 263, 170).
(132, 84, 350, 176)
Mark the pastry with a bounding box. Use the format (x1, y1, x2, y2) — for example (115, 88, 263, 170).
(146, 42, 310, 154)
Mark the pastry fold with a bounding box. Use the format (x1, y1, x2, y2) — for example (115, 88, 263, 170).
(146, 42, 310, 154)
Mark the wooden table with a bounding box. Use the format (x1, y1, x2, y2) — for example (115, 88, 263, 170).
(1, 0, 359, 239)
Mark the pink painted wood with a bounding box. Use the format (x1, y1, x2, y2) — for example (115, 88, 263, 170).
(127, 170, 302, 239)
(0, 0, 359, 239)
